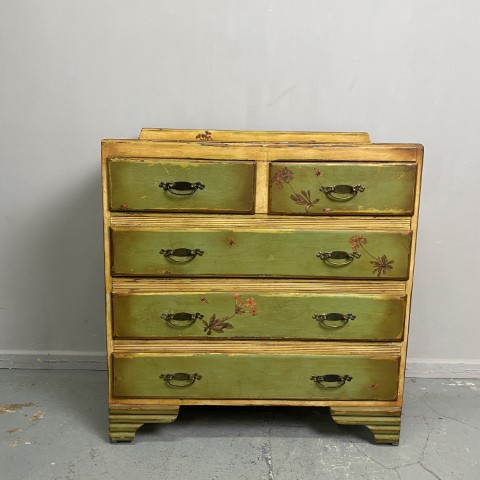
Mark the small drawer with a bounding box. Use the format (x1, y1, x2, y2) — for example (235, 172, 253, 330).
(112, 292, 406, 341)
(110, 228, 412, 279)
(108, 158, 256, 213)
(269, 162, 417, 215)
(112, 353, 400, 400)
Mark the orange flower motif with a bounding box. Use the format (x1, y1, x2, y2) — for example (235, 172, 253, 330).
(349, 235, 368, 252)
(234, 295, 258, 315)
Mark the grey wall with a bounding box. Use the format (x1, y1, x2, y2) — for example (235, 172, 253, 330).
(1, 1, 479, 375)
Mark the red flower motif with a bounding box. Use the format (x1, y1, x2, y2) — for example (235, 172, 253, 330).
(349, 235, 368, 252)
(234, 295, 258, 315)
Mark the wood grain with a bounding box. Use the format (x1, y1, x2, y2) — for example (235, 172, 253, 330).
(331, 406, 402, 444)
(139, 128, 371, 144)
(110, 214, 412, 231)
(111, 278, 407, 294)
(109, 404, 179, 442)
(103, 141, 422, 163)
(113, 340, 402, 355)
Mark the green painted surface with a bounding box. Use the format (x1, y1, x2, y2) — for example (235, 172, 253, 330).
(111, 229, 412, 279)
(113, 292, 406, 340)
(269, 162, 417, 215)
(108, 159, 256, 212)
(113, 354, 399, 400)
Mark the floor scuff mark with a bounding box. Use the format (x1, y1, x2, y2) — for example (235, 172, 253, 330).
(30, 411, 44, 421)
(261, 444, 274, 480)
(0, 402, 36, 414)
(7, 427, 23, 434)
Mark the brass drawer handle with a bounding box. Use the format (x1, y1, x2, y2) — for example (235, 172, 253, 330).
(161, 312, 204, 327)
(160, 248, 204, 263)
(313, 313, 356, 329)
(319, 184, 365, 201)
(159, 372, 202, 388)
(316, 251, 360, 267)
(159, 181, 205, 196)
(310, 374, 353, 389)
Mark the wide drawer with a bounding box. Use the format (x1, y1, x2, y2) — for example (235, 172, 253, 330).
(269, 162, 417, 215)
(108, 158, 256, 213)
(112, 353, 400, 400)
(112, 292, 406, 340)
(111, 228, 412, 279)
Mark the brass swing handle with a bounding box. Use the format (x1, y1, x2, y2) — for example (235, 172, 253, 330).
(159, 181, 205, 196)
(160, 248, 204, 263)
(313, 313, 356, 329)
(161, 312, 204, 328)
(317, 251, 361, 267)
(319, 184, 365, 201)
(159, 372, 202, 388)
(310, 374, 353, 389)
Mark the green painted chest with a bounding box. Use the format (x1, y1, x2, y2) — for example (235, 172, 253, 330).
(102, 129, 423, 444)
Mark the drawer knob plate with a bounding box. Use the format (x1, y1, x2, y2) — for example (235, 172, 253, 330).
(161, 312, 204, 327)
(319, 184, 365, 201)
(310, 374, 353, 389)
(317, 251, 361, 267)
(159, 372, 202, 388)
(159, 181, 205, 196)
(160, 248, 204, 263)
(313, 313, 356, 329)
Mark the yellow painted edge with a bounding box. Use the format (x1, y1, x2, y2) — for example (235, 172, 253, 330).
(397, 145, 424, 404)
(101, 140, 422, 163)
(101, 143, 114, 403)
(138, 128, 371, 144)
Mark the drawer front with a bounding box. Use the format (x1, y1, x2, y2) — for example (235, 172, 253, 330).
(113, 353, 400, 400)
(112, 292, 406, 340)
(111, 229, 412, 279)
(108, 158, 256, 213)
(269, 162, 416, 215)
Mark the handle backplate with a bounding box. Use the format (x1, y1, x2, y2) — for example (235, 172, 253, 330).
(160, 248, 204, 263)
(310, 374, 353, 389)
(159, 372, 202, 388)
(313, 312, 356, 329)
(161, 312, 204, 327)
(159, 181, 205, 196)
(317, 251, 361, 267)
(320, 184, 365, 201)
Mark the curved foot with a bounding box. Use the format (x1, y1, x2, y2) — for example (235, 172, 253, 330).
(330, 406, 401, 445)
(109, 404, 179, 443)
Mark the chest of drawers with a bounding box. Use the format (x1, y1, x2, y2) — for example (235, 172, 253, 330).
(102, 129, 423, 444)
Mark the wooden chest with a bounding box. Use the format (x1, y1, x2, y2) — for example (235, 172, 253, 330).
(102, 128, 423, 444)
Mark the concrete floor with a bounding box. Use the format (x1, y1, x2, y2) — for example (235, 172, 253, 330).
(1, 370, 479, 480)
